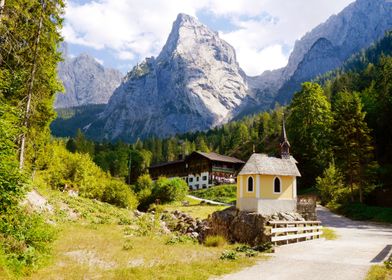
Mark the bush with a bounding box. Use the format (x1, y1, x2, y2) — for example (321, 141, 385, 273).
(34, 142, 138, 209)
(153, 177, 188, 203)
(0, 104, 27, 212)
(204, 235, 227, 247)
(134, 174, 153, 193)
(165, 235, 196, 245)
(220, 250, 237, 260)
(336, 203, 392, 223)
(316, 162, 346, 205)
(0, 207, 56, 275)
(102, 181, 138, 209)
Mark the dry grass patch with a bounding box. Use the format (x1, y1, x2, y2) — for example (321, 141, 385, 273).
(28, 223, 262, 280)
(204, 235, 227, 247)
(322, 227, 338, 240)
(366, 265, 392, 280)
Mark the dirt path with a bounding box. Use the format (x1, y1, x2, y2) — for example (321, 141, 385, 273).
(187, 195, 231, 206)
(218, 206, 392, 280)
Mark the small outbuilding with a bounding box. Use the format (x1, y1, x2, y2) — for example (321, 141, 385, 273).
(236, 118, 301, 215)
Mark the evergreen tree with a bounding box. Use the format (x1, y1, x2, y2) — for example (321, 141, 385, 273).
(196, 135, 210, 152)
(287, 82, 333, 187)
(0, 0, 65, 169)
(332, 91, 374, 203)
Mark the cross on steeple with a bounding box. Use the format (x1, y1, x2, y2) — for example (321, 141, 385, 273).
(280, 114, 291, 159)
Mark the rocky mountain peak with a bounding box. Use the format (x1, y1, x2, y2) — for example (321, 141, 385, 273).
(55, 52, 123, 108)
(92, 13, 248, 141)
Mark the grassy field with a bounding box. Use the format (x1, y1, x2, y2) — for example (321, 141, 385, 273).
(162, 196, 228, 219)
(190, 184, 236, 204)
(20, 190, 260, 280)
(27, 223, 261, 280)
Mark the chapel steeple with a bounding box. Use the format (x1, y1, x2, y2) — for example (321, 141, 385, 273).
(280, 114, 291, 159)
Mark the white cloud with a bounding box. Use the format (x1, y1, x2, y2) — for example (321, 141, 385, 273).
(63, 0, 355, 75)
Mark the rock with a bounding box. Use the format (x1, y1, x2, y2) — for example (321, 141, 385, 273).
(21, 189, 53, 213)
(134, 210, 144, 217)
(89, 13, 249, 142)
(55, 47, 122, 109)
(202, 208, 307, 245)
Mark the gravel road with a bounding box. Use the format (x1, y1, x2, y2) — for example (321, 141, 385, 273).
(218, 205, 392, 280)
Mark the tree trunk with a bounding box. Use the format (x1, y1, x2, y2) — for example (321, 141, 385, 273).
(19, 1, 45, 169)
(0, 0, 5, 19)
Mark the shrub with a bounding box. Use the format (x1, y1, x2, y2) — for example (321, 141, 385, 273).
(0, 104, 27, 212)
(134, 174, 153, 193)
(152, 177, 188, 203)
(316, 162, 346, 205)
(252, 242, 274, 253)
(165, 235, 196, 245)
(0, 207, 56, 275)
(34, 142, 138, 209)
(220, 250, 237, 260)
(384, 256, 392, 269)
(102, 181, 138, 209)
(204, 235, 227, 247)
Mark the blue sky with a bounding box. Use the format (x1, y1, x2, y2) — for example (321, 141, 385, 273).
(63, 0, 355, 75)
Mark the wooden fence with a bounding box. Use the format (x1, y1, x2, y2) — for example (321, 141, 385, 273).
(268, 220, 323, 245)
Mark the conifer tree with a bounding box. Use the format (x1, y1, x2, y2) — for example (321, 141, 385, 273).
(332, 91, 373, 203)
(0, 0, 64, 170)
(287, 82, 333, 187)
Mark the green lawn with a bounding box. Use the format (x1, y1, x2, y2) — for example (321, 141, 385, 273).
(191, 184, 237, 204)
(21, 190, 260, 280)
(28, 223, 261, 280)
(162, 196, 228, 219)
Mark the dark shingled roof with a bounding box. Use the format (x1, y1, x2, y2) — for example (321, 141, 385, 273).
(149, 159, 185, 168)
(239, 153, 301, 177)
(196, 151, 245, 164)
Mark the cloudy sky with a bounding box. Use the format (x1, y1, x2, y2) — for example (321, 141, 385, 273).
(63, 0, 355, 76)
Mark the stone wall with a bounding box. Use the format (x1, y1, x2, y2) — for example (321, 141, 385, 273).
(204, 207, 305, 245)
(297, 195, 317, 221)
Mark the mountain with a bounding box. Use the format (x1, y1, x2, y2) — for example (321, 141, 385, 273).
(55, 51, 123, 108)
(63, 0, 392, 141)
(272, 0, 392, 105)
(89, 13, 249, 141)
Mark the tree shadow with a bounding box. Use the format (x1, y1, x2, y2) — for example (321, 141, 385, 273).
(371, 245, 392, 263)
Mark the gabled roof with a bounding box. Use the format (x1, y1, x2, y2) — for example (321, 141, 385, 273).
(149, 159, 185, 169)
(238, 153, 301, 177)
(195, 151, 245, 164)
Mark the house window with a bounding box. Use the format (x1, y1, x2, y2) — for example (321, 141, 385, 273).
(247, 176, 254, 192)
(202, 176, 207, 181)
(196, 177, 199, 182)
(274, 177, 281, 193)
(195, 184, 199, 189)
(189, 178, 193, 182)
(202, 184, 207, 189)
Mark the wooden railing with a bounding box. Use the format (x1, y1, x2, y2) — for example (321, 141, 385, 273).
(268, 220, 323, 245)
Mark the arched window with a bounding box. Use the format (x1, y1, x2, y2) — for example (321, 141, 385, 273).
(247, 176, 254, 192)
(274, 177, 281, 193)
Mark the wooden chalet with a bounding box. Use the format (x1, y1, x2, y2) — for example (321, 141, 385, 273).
(149, 151, 244, 190)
